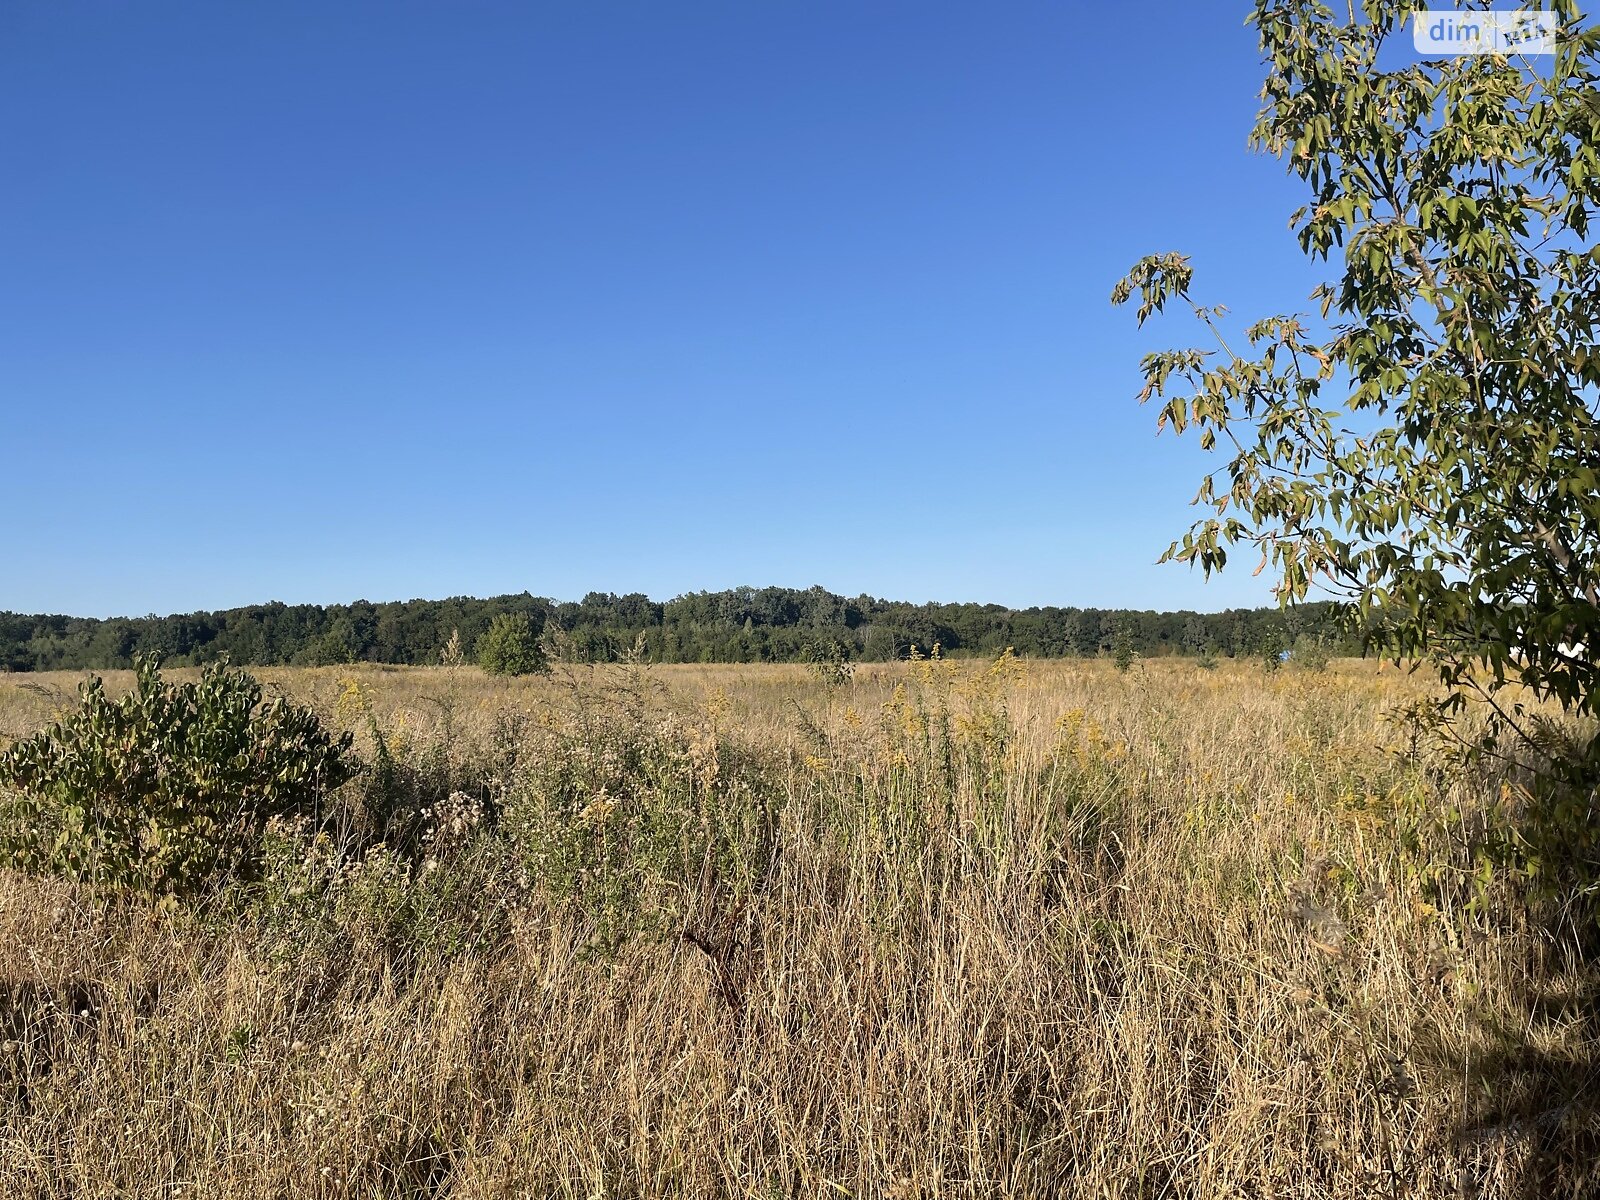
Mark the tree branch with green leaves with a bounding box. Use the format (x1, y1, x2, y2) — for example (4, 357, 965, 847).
(1114, 1, 1600, 768)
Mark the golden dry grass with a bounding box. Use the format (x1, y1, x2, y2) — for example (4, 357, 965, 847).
(0, 658, 1593, 1198)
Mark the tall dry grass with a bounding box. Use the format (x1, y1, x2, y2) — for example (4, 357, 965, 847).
(0, 657, 1593, 1198)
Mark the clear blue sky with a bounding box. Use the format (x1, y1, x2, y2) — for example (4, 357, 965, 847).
(3, 0, 1333, 618)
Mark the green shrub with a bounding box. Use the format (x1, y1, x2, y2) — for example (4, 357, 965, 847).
(0, 656, 355, 898)
(805, 638, 856, 687)
(1111, 620, 1136, 673)
(477, 613, 547, 677)
(1259, 627, 1288, 673)
(1293, 634, 1332, 673)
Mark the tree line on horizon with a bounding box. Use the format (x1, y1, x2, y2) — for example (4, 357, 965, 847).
(0, 587, 1352, 673)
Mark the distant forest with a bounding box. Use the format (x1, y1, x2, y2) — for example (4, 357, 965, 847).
(0, 587, 1354, 672)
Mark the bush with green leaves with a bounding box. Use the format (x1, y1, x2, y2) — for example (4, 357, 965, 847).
(805, 638, 856, 687)
(476, 613, 547, 677)
(1111, 620, 1136, 673)
(1292, 634, 1331, 673)
(1258, 627, 1288, 674)
(0, 656, 355, 897)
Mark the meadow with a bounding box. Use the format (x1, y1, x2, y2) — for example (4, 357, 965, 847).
(0, 656, 1593, 1198)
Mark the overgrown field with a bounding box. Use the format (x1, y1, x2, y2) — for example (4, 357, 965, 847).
(0, 658, 1593, 1198)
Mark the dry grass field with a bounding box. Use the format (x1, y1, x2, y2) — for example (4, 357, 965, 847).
(0, 657, 1593, 1198)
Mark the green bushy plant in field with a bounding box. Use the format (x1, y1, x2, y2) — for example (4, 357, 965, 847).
(477, 613, 547, 677)
(1293, 634, 1331, 673)
(805, 637, 856, 687)
(1258, 627, 1287, 674)
(0, 656, 354, 897)
(1111, 620, 1136, 673)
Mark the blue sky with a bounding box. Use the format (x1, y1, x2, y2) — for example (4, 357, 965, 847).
(3, 1, 1337, 618)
